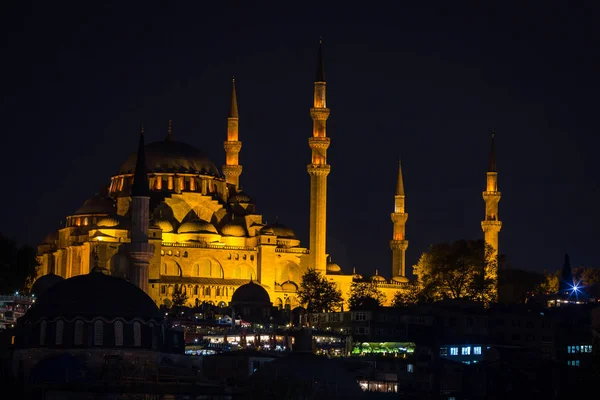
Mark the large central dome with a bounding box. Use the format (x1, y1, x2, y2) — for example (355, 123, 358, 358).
(118, 139, 221, 176)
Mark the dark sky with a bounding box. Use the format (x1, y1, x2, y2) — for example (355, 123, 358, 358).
(1, 2, 599, 276)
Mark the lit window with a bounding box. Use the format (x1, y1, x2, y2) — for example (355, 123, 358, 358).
(407, 364, 414, 373)
(462, 360, 471, 365)
(450, 347, 458, 356)
(474, 346, 482, 355)
(462, 346, 471, 355)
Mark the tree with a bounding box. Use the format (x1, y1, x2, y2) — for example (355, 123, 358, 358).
(348, 280, 386, 310)
(412, 239, 497, 304)
(297, 269, 343, 313)
(171, 284, 189, 307)
(0, 234, 40, 295)
(535, 270, 560, 295)
(497, 268, 545, 303)
(573, 267, 600, 298)
(392, 281, 422, 307)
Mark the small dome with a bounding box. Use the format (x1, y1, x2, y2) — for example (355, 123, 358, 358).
(221, 221, 246, 237)
(392, 275, 410, 283)
(231, 280, 271, 304)
(280, 281, 298, 292)
(371, 275, 386, 282)
(30, 273, 64, 297)
(229, 191, 252, 204)
(74, 194, 115, 215)
(23, 269, 160, 322)
(352, 273, 363, 280)
(154, 219, 174, 233)
(178, 220, 218, 234)
(264, 221, 295, 239)
(327, 262, 342, 273)
(97, 216, 120, 227)
(259, 225, 274, 235)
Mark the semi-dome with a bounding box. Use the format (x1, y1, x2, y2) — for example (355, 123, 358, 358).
(392, 275, 410, 283)
(74, 194, 115, 215)
(229, 190, 252, 204)
(178, 220, 218, 234)
(96, 216, 121, 228)
(231, 280, 271, 304)
(118, 139, 220, 176)
(154, 219, 175, 233)
(30, 273, 65, 297)
(259, 226, 274, 235)
(327, 262, 342, 273)
(22, 268, 161, 322)
(264, 221, 296, 239)
(221, 221, 246, 237)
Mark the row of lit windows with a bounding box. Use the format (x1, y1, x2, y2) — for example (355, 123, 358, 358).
(567, 360, 580, 367)
(567, 345, 592, 353)
(442, 346, 483, 356)
(160, 250, 255, 261)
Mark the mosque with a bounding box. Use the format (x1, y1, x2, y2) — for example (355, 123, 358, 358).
(34, 42, 501, 308)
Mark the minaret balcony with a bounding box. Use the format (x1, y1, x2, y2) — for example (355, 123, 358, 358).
(223, 141, 242, 153)
(308, 137, 330, 150)
(307, 164, 331, 176)
(310, 108, 330, 120)
(222, 165, 243, 176)
(390, 240, 408, 251)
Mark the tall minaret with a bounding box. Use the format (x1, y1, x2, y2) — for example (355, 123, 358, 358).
(481, 131, 502, 260)
(127, 125, 154, 293)
(390, 160, 408, 278)
(222, 76, 242, 188)
(307, 39, 331, 271)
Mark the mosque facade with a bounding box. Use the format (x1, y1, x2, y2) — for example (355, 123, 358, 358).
(35, 42, 501, 308)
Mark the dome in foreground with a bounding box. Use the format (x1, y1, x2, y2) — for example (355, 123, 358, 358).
(249, 352, 364, 399)
(231, 280, 271, 304)
(221, 221, 246, 237)
(327, 262, 342, 273)
(23, 269, 160, 322)
(118, 139, 220, 176)
(264, 221, 296, 239)
(178, 220, 218, 234)
(30, 273, 65, 297)
(371, 275, 386, 282)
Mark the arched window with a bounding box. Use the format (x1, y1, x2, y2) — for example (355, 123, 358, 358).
(74, 320, 84, 345)
(133, 321, 141, 347)
(56, 320, 64, 345)
(193, 286, 198, 295)
(115, 321, 124, 346)
(227, 253, 232, 260)
(216, 287, 221, 296)
(204, 287, 211, 296)
(94, 320, 104, 346)
(150, 322, 158, 350)
(40, 320, 47, 346)
(235, 254, 240, 260)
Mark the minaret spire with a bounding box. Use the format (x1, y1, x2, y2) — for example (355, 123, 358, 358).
(223, 76, 243, 188)
(481, 130, 502, 300)
(166, 119, 173, 141)
(390, 158, 408, 278)
(307, 38, 331, 271)
(126, 123, 154, 294)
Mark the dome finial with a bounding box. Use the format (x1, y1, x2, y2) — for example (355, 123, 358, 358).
(375, 269, 379, 276)
(315, 37, 325, 82)
(166, 120, 173, 141)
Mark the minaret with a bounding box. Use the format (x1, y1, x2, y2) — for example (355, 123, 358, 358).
(390, 160, 408, 278)
(127, 125, 154, 293)
(481, 131, 502, 260)
(307, 39, 331, 271)
(222, 76, 242, 188)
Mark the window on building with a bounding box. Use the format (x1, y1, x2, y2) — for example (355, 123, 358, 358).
(94, 320, 104, 346)
(582, 345, 592, 353)
(243, 254, 247, 260)
(56, 320, 64, 345)
(115, 321, 124, 346)
(161, 285, 166, 294)
(567, 360, 580, 367)
(450, 347, 458, 356)
(250, 255, 254, 261)
(462, 346, 471, 355)
(194, 286, 198, 295)
(40, 320, 47, 346)
(473, 346, 482, 355)
(462, 361, 471, 365)
(228, 254, 232, 260)
(134, 322, 141, 347)
(407, 364, 414, 373)
(74, 320, 84, 345)
(440, 347, 448, 357)
(354, 312, 367, 321)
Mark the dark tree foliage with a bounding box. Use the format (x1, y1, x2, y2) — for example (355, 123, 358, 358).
(348, 280, 386, 310)
(0, 234, 40, 294)
(498, 268, 545, 303)
(297, 269, 343, 313)
(171, 284, 189, 307)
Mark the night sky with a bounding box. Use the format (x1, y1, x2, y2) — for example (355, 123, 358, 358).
(2, 2, 598, 277)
